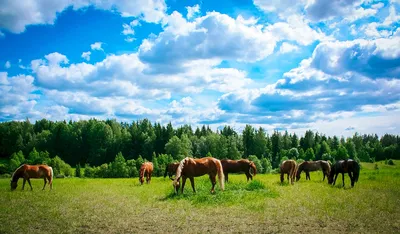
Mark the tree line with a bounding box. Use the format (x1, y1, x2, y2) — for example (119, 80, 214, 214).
(0, 118, 399, 177)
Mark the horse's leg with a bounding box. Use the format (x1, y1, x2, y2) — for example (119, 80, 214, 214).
(333, 173, 338, 185)
(27, 178, 33, 190)
(348, 172, 354, 187)
(342, 173, 345, 187)
(280, 172, 284, 183)
(43, 178, 47, 190)
(225, 173, 228, 183)
(22, 178, 26, 190)
(49, 175, 53, 190)
(181, 176, 187, 194)
(189, 177, 196, 193)
(209, 175, 216, 194)
(306, 172, 310, 180)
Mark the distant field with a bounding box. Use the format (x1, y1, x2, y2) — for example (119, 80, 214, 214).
(1, 161, 399, 233)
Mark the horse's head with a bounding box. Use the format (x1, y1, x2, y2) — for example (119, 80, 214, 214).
(10, 180, 17, 191)
(327, 167, 335, 184)
(295, 173, 301, 181)
(172, 177, 180, 194)
(139, 176, 144, 185)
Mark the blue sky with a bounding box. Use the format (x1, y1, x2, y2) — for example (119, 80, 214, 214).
(0, 0, 399, 136)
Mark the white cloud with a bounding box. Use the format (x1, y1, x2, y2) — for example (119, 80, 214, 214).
(279, 42, 300, 54)
(122, 19, 140, 35)
(81, 51, 91, 61)
(0, 0, 167, 34)
(186, 4, 200, 19)
(4, 61, 11, 69)
(125, 37, 135, 43)
(264, 15, 331, 46)
(139, 11, 277, 72)
(0, 72, 38, 120)
(254, 0, 379, 22)
(382, 6, 400, 26)
(90, 42, 103, 51)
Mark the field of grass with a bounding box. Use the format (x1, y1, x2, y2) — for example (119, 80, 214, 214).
(1, 161, 399, 233)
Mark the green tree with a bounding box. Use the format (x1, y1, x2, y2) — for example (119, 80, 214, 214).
(261, 158, 272, 173)
(304, 148, 315, 161)
(287, 148, 299, 159)
(75, 164, 82, 177)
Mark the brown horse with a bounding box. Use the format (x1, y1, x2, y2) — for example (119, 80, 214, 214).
(328, 159, 360, 187)
(164, 162, 179, 179)
(296, 160, 331, 181)
(280, 160, 297, 185)
(10, 164, 53, 191)
(139, 162, 153, 185)
(220, 159, 257, 182)
(172, 157, 224, 194)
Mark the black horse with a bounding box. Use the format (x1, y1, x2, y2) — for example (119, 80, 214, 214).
(328, 159, 360, 187)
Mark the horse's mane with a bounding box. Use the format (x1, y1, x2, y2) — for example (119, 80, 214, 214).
(173, 157, 189, 185)
(11, 164, 25, 182)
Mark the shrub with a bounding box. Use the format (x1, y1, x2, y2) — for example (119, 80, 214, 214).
(75, 164, 82, 177)
(261, 158, 272, 174)
(248, 155, 263, 174)
(387, 159, 395, 165)
(84, 164, 94, 177)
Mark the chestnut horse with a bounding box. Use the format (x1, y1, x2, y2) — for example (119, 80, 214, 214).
(328, 159, 360, 187)
(139, 162, 153, 185)
(172, 157, 224, 194)
(164, 162, 179, 179)
(220, 159, 257, 182)
(296, 160, 331, 181)
(10, 164, 53, 191)
(280, 160, 297, 185)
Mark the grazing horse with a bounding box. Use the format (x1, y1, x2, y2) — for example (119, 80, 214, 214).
(296, 160, 331, 181)
(220, 159, 257, 182)
(139, 162, 153, 185)
(172, 157, 224, 194)
(280, 160, 297, 185)
(10, 164, 53, 191)
(164, 162, 179, 179)
(328, 159, 360, 187)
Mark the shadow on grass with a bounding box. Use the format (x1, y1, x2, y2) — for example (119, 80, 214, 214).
(160, 179, 279, 206)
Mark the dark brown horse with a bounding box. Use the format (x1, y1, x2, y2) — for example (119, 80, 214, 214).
(139, 162, 153, 185)
(328, 159, 360, 187)
(164, 162, 179, 179)
(296, 160, 331, 181)
(280, 160, 297, 185)
(10, 164, 53, 191)
(172, 157, 224, 194)
(220, 159, 257, 182)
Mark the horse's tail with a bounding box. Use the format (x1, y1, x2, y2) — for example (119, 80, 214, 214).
(354, 161, 360, 182)
(249, 161, 257, 176)
(215, 159, 225, 191)
(49, 166, 53, 180)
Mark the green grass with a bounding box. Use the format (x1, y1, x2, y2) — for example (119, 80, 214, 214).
(1, 161, 400, 233)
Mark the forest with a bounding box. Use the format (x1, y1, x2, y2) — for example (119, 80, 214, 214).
(0, 118, 399, 177)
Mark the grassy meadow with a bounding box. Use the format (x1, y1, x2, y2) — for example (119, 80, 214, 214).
(0, 161, 399, 234)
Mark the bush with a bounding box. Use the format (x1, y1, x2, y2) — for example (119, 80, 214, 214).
(0, 173, 11, 178)
(50, 156, 72, 177)
(248, 155, 263, 174)
(387, 159, 395, 165)
(261, 158, 272, 174)
(75, 164, 82, 177)
(84, 164, 94, 177)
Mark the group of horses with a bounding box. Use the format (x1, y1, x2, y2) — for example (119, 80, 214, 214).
(280, 159, 360, 187)
(9, 157, 360, 193)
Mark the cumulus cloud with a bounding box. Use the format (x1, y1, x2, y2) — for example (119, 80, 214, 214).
(186, 4, 200, 19)
(81, 51, 91, 61)
(90, 42, 103, 51)
(139, 12, 277, 73)
(0, 72, 38, 121)
(0, 0, 167, 33)
(254, 0, 379, 22)
(4, 61, 11, 69)
(279, 42, 300, 54)
(122, 19, 140, 35)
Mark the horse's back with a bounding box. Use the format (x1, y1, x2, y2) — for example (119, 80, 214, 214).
(281, 160, 297, 173)
(25, 164, 52, 178)
(221, 159, 249, 173)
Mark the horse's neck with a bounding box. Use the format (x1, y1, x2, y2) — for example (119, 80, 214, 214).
(11, 169, 23, 182)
